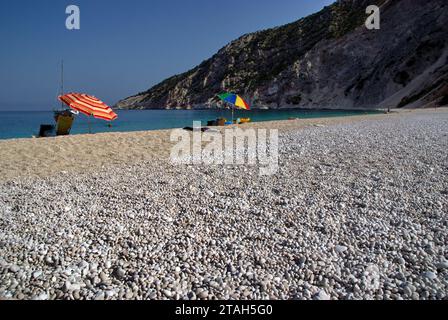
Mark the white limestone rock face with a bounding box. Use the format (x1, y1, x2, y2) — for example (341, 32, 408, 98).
(116, 0, 448, 110)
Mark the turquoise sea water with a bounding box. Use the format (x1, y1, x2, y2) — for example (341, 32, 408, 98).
(0, 109, 379, 140)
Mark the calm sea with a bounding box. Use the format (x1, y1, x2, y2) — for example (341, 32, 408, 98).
(0, 109, 378, 140)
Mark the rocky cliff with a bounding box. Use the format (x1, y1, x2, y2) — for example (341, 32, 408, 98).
(116, 0, 448, 110)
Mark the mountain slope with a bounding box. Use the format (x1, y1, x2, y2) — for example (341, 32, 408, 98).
(116, 0, 448, 110)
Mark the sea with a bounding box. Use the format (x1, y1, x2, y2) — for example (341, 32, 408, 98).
(0, 109, 379, 140)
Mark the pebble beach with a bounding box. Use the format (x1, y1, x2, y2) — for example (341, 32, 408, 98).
(0, 109, 447, 300)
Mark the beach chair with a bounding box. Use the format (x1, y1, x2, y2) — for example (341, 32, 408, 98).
(55, 113, 75, 136)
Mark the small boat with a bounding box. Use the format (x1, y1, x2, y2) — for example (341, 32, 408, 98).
(37, 60, 78, 138)
(53, 61, 78, 136)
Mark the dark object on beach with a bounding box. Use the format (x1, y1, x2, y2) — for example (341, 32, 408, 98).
(38, 124, 55, 138)
(207, 118, 227, 127)
(183, 127, 211, 132)
(216, 118, 227, 126)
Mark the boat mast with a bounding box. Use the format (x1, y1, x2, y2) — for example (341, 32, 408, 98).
(60, 60, 64, 109)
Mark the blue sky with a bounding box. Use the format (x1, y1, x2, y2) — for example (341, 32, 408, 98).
(0, 0, 334, 110)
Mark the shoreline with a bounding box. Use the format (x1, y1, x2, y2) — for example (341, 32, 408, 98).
(0, 108, 395, 143)
(0, 108, 445, 182)
(114, 106, 385, 112)
(0, 108, 383, 142)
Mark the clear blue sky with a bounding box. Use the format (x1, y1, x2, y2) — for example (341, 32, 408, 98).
(0, 0, 334, 110)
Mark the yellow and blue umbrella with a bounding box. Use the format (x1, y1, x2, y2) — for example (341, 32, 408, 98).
(218, 93, 250, 110)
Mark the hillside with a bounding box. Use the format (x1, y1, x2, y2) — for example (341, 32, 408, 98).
(116, 0, 448, 110)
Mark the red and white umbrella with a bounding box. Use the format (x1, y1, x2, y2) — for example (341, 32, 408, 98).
(58, 93, 118, 121)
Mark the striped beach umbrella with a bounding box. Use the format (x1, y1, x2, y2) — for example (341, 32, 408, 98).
(58, 93, 118, 121)
(218, 93, 250, 110)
